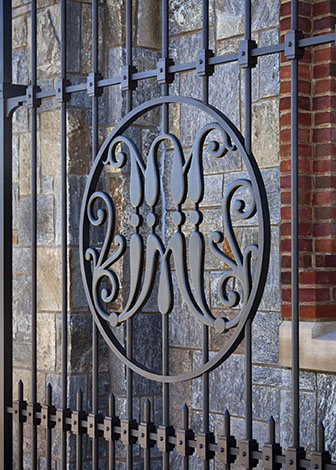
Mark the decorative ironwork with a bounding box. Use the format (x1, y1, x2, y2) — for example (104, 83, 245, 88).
(80, 95, 271, 382)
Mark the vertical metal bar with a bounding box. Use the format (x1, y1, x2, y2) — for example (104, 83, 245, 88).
(268, 416, 275, 445)
(30, 1, 38, 468)
(60, 1, 68, 469)
(161, 2, 170, 469)
(290, 0, 300, 449)
(244, 0, 253, 443)
(92, 1, 99, 469)
(0, 1, 13, 468)
(125, 2, 134, 469)
(224, 410, 231, 470)
(108, 394, 115, 470)
(162, 0, 169, 130)
(46, 384, 52, 470)
(76, 389, 83, 470)
(317, 422, 325, 452)
(17, 381, 23, 470)
(182, 404, 189, 470)
(201, 3, 210, 469)
(144, 399, 151, 470)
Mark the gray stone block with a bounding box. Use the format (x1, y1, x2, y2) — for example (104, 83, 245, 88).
(169, 0, 214, 35)
(13, 276, 32, 342)
(252, 311, 282, 364)
(260, 29, 280, 98)
(317, 374, 336, 460)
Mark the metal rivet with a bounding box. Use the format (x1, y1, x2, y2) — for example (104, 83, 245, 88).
(73, 420, 77, 425)
(265, 455, 270, 461)
(220, 447, 224, 453)
(28, 94, 31, 99)
(179, 440, 183, 445)
(160, 436, 163, 441)
(241, 51, 246, 56)
(159, 68, 163, 73)
(289, 459, 294, 465)
(90, 423, 93, 428)
(123, 75, 127, 80)
(89, 82, 93, 87)
(242, 451, 247, 457)
(29, 412, 32, 416)
(141, 432, 145, 438)
(14, 410, 17, 414)
(58, 418, 61, 422)
(57, 88, 61, 93)
(288, 41, 292, 47)
(199, 59, 203, 64)
(314, 465, 319, 469)
(123, 429, 127, 434)
(199, 443, 203, 449)
(43, 415, 46, 419)
(106, 426, 110, 431)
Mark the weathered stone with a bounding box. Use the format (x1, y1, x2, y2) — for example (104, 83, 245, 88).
(13, 106, 29, 133)
(13, 247, 31, 274)
(252, 385, 280, 420)
(66, 1, 81, 73)
(168, 348, 193, 429)
(192, 351, 245, 416)
(259, 227, 281, 312)
(13, 343, 31, 369)
(80, 3, 104, 74)
(169, 271, 208, 349)
(178, 29, 215, 64)
(260, 29, 280, 98)
(37, 5, 61, 80)
(217, 36, 241, 55)
(12, 48, 28, 85)
(17, 195, 54, 245)
(104, 0, 124, 48)
(281, 368, 316, 391)
(108, 48, 125, 125)
(12, 14, 27, 49)
(280, 390, 316, 452)
(216, 0, 279, 40)
(210, 63, 240, 128)
(37, 313, 57, 371)
(67, 108, 89, 175)
(252, 311, 282, 364)
(251, 99, 280, 168)
(13, 276, 32, 342)
(40, 111, 61, 177)
(252, 0, 280, 31)
(136, 0, 161, 49)
(41, 176, 53, 194)
(169, 0, 214, 35)
(317, 374, 336, 460)
(13, 368, 45, 402)
(69, 248, 87, 311)
(37, 247, 62, 311)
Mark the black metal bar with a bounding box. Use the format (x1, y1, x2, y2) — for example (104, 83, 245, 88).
(269, 416, 275, 445)
(144, 399, 151, 470)
(91, 1, 99, 469)
(46, 384, 52, 470)
(201, 3, 210, 469)
(126, 0, 133, 113)
(161, 2, 170, 468)
(0, 1, 13, 468)
(182, 404, 189, 470)
(76, 389, 83, 470)
(244, 0, 253, 445)
(60, 1, 68, 469)
(108, 394, 115, 470)
(291, 0, 300, 450)
(30, 1, 38, 468)
(17, 381, 23, 470)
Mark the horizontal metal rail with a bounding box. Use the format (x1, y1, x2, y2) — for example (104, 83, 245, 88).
(6, 404, 336, 469)
(4, 30, 336, 115)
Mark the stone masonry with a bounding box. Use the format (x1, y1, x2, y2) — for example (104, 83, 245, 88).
(10, 0, 336, 469)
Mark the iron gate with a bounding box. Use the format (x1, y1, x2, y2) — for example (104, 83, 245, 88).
(1, 0, 336, 468)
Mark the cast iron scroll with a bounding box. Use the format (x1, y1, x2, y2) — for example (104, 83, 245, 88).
(79, 96, 271, 382)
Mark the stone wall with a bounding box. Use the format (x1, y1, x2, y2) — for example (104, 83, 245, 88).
(10, 0, 336, 469)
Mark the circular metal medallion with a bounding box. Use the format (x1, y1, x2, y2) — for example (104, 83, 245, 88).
(79, 96, 270, 383)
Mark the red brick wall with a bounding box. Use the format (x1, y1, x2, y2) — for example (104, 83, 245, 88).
(280, 0, 336, 320)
